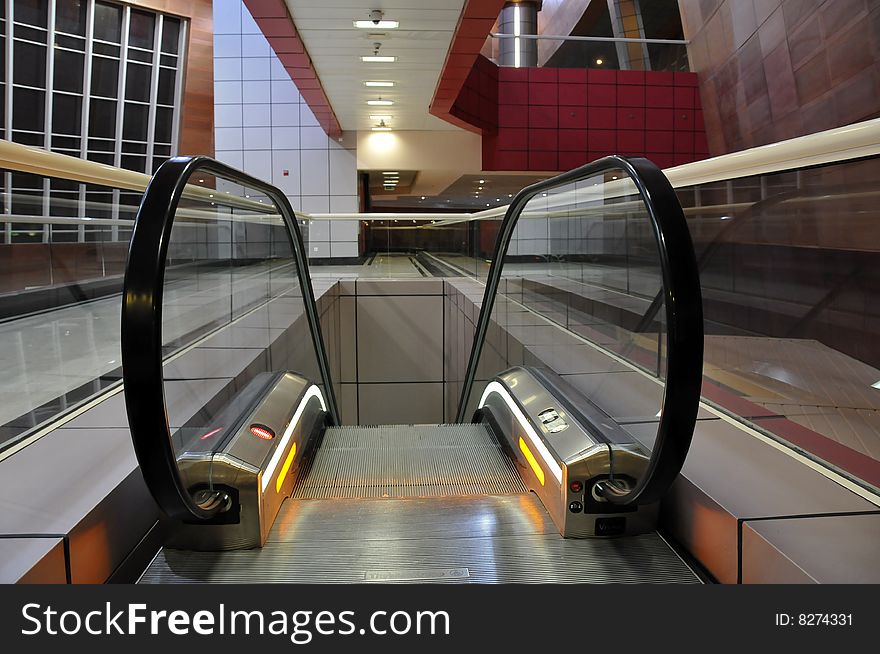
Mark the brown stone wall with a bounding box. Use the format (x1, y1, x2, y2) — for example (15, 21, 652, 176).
(679, 0, 880, 155)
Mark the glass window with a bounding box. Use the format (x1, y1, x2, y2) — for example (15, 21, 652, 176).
(125, 62, 151, 101)
(93, 1, 121, 42)
(56, 0, 87, 36)
(14, 24, 48, 43)
(90, 56, 118, 97)
(12, 130, 45, 146)
(154, 106, 173, 143)
(15, 0, 49, 28)
(128, 10, 155, 50)
(12, 87, 45, 131)
(122, 141, 147, 154)
(122, 102, 149, 140)
(53, 49, 84, 93)
(121, 154, 146, 172)
(13, 41, 46, 87)
(88, 98, 116, 137)
(128, 48, 152, 64)
(157, 68, 176, 105)
(92, 41, 119, 57)
(88, 137, 115, 152)
(52, 93, 83, 135)
(55, 34, 85, 51)
(161, 17, 180, 54)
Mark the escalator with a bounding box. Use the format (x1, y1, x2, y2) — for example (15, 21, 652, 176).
(121, 155, 704, 583)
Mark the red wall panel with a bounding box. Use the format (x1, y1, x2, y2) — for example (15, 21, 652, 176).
(453, 56, 710, 172)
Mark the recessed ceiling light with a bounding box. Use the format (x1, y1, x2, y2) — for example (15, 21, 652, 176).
(361, 55, 396, 63)
(596, 58, 604, 65)
(420, 196, 426, 200)
(495, 198, 500, 201)
(365, 81, 395, 87)
(354, 20, 399, 29)
(369, 114, 392, 121)
(479, 179, 485, 184)
(508, 194, 513, 197)
(367, 99, 394, 106)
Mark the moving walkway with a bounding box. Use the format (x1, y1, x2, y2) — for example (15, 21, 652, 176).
(122, 155, 704, 583)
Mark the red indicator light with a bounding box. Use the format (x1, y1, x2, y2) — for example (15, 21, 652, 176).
(200, 427, 223, 441)
(569, 480, 584, 493)
(250, 424, 275, 440)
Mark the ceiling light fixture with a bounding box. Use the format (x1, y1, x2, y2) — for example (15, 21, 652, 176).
(362, 42, 395, 63)
(595, 58, 604, 65)
(365, 81, 395, 87)
(355, 10, 398, 29)
(367, 98, 394, 106)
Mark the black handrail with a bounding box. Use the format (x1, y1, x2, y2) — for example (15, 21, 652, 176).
(455, 155, 703, 507)
(121, 156, 339, 522)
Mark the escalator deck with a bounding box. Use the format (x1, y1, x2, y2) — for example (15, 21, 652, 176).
(140, 425, 700, 584)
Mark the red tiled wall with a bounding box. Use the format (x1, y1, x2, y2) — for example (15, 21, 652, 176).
(450, 55, 499, 134)
(462, 60, 710, 172)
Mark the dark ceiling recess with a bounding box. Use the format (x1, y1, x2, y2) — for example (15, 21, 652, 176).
(369, 172, 551, 211)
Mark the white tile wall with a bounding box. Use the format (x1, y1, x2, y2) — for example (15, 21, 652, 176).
(213, 0, 360, 259)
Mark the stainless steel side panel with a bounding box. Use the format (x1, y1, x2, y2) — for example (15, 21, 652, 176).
(479, 367, 657, 537)
(168, 372, 327, 550)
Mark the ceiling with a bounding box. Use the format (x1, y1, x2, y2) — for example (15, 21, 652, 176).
(283, 0, 466, 132)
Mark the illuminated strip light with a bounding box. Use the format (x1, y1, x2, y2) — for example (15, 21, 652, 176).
(478, 381, 563, 484)
(261, 385, 326, 492)
(519, 437, 545, 486)
(513, 4, 521, 69)
(276, 442, 297, 493)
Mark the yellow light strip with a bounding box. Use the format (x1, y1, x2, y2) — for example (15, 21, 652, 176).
(519, 437, 545, 486)
(261, 385, 326, 492)
(479, 381, 563, 483)
(275, 442, 297, 493)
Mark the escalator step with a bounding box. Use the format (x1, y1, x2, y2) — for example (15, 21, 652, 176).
(293, 424, 527, 499)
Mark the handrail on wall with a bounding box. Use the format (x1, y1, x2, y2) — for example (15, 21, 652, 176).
(2, 119, 880, 224)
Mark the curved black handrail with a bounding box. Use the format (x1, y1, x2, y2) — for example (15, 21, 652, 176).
(455, 155, 703, 507)
(121, 156, 339, 522)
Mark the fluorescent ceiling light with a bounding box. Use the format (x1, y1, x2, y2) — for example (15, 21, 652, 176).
(361, 56, 396, 63)
(369, 114, 392, 120)
(365, 81, 395, 87)
(367, 99, 393, 106)
(354, 20, 399, 29)
(382, 171, 398, 175)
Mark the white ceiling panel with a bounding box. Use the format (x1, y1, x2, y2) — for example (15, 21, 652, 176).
(284, 0, 467, 131)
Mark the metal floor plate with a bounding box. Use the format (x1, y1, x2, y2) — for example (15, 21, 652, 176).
(140, 424, 699, 584)
(293, 424, 527, 499)
(140, 494, 699, 584)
